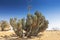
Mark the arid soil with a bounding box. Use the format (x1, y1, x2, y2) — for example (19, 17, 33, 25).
(0, 30, 60, 40)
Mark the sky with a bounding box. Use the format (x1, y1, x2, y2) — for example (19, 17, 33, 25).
(0, 0, 60, 30)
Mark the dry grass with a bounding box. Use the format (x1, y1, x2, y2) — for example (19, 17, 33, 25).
(0, 30, 60, 40)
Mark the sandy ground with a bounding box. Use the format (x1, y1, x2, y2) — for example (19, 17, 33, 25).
(40, 30, 60, 40)
(0, 30, 60, 40)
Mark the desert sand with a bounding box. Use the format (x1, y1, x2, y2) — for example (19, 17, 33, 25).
(0, 30, 60, 40)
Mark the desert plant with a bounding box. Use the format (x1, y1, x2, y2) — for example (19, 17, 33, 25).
(25, 11, 49, 37)
(1, 20, 10, 31)
(10, 18, 25, 38)
(10, 11, 49, 38)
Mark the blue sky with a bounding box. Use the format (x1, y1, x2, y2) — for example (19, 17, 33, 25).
(0, 0, 60, 30)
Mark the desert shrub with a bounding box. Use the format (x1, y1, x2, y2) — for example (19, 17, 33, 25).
(10, 18, 25, 37)
(25, 11, 49, 37)
(0, 20, 10, 31)
(10, 11, 49, 38)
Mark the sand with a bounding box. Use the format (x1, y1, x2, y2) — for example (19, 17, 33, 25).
(0, 30, 60, 40)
